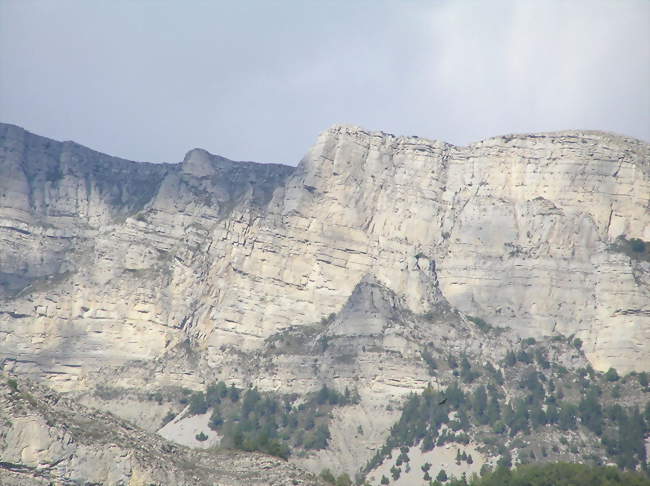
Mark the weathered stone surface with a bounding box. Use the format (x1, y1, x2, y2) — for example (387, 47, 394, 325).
(0, 376, 322, 485)
(0, 122, 648, 477)
(0, 122, 647, 381)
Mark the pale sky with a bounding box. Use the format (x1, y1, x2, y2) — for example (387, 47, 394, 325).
(1, 0, 648, 165)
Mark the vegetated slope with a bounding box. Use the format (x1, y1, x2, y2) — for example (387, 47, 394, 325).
(0, 375, 322, 485)
(437, 462, 650, 486)
(0, 122, 649, 480)
(362, 332, 650, 485)
(87, 276, 650, 482)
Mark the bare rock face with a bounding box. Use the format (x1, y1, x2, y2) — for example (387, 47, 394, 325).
(0, 123, 648, 384)
(0, 122, 648, 476)
(3, 122, 647, 379)
(0, 376, 321, 485)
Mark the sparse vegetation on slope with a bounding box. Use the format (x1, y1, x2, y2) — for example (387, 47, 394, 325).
(185, 381, 360, 460)
(364, 335, 650, 483)
(465, 462, 650, 486)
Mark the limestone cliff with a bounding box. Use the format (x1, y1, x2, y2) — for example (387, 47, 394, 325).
(0, 122, 648, 479)
(0, 122, 647, 384)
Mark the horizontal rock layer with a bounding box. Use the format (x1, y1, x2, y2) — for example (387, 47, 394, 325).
(0, 121, 648, 392)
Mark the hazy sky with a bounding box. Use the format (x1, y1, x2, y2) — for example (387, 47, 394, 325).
(1, 1, 648, 165)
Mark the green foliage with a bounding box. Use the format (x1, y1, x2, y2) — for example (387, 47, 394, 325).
(470, 462, 650, 486)
(610, 236, 650, 262)
(320, 469, 336, 484)
(504, 350, 517, 367)
(206, 381, 228, 405)
(558, 402, 578, 430)
(188, 392, 208, 415)
(200, 382, 354, 459)
(467, 316, 493, 332)
(195, 431, 208, 441)
(208, 408, 223, 430)
(497, 451, 512, 468)
(161, 411, 176, 427)
(515, 349, 532, 364)
(335, 473, 352, 486)
(6, 379, 18, 392)
(460, 356, 480, 384)
(361, 345, 650, 482)
(606, 368, 620, 382)
(305, 423, 331, 450)
(520, 370, 544, 403)
(316, 384, 360, 406)
(229, 384, 240, 402)
(421, 349, 438, 375)
(436, 468, 448, 482)
(579, 389, 603, 435)
(630, 238, 647, 253)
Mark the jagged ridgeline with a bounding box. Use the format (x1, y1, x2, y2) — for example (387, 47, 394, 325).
(0, 122, 649, 484)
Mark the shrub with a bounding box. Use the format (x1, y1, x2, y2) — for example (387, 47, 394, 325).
(605, 368, 620, 382)
(304, 424, 331, 450)
(195, 431, 208, 441)
(161, 411, 176, 427)
(189, 392, 208, 415)
(421, 350, 438, 375)
(208, 408, 223, 430)
(468, 316, 492, 332)
(319, 469, 336, 484)
(335, 473, 352, 486)
(630, 238, 646, 253)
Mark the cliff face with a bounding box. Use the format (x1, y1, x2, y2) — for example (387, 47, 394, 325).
(1, 122, 647, 387)
(0, 122, 648, 478)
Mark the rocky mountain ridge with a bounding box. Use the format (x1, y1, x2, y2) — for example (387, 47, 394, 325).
(0, 122, 648, 482)
(1, 123, 647, 380)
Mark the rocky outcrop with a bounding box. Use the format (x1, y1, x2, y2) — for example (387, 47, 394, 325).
(2, 122, 646, 381)
(0, 121, 648, 477)
(0, 375, 321, 485)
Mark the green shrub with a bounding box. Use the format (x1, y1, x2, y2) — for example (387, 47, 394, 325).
(319, 469, 336, 484)
(630, 238, 646, 253)
(161, 411, 176, 427)
(605, 367, 620, 382)
(189, 392, 208, 415)
(421, 350, 438, 375)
